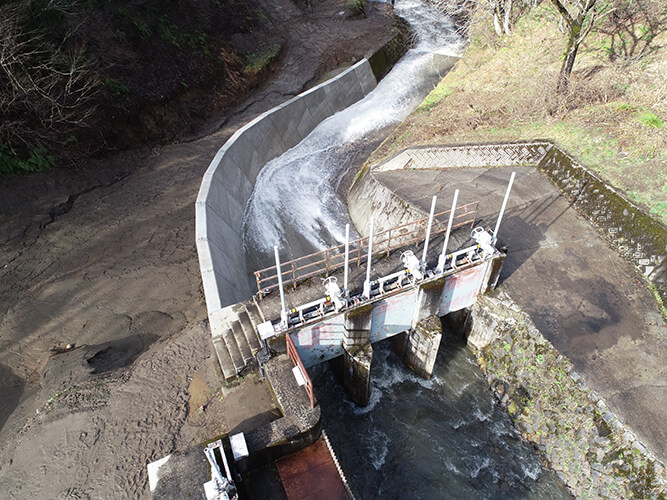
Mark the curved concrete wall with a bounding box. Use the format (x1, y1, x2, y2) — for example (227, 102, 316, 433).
(196, 59, 378, 321)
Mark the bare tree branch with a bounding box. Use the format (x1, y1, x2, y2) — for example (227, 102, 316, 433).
(0, 0, 100, 156)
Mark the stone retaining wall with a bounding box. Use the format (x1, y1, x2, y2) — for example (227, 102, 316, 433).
(466, 291, 666, 499)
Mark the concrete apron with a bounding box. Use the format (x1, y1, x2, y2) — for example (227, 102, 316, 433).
(348, 144, 666, 464)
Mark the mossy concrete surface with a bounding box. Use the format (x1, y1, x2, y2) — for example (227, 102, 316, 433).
(473, 291, 666, 499)
(403, 315, 442, 379)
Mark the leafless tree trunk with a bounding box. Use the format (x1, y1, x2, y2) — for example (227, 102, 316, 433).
(549, 0, 605, 93)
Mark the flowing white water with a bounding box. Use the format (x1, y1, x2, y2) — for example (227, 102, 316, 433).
(241, 3, 571, 497)
(242, 0, 463, 270)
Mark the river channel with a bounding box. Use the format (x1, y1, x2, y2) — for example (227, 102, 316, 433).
(242, 0, 571, 497)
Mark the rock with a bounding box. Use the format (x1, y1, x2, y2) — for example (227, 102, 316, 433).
(593, 436, 610, 448)
(611, 419, 624, 432)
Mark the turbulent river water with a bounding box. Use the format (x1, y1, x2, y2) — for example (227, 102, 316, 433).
(243, 1, 571, 498)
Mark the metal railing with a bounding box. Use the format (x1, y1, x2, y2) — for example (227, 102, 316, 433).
(254, 202, 479, 298)
(286, 333, 314, 408)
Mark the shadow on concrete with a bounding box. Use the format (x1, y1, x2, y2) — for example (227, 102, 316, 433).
(230, 408, 283, 436)
(0, 363, 25, 432)
(242, 463, 288, 500)
(495, 194, 570, 282)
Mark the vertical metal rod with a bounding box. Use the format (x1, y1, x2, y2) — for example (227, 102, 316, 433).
(442, 190, 459, 259)
(274, 245, 287, 327)
(437, 189, 459, 273)
(343, 224, 350, 296)
(493, 171, 516, 244)
(421, 195, 437, 266)
(363, 218, 374, 299)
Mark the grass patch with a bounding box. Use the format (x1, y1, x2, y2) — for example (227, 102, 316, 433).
(347, 0, 366, 18)
(368, 4, 667, 225)
(103, 77, 131, 96)
(244, 43, 282, 74)
(419, 83, 455, 112)
(0, 144, 57, 176)
(636, 109, 664, 129)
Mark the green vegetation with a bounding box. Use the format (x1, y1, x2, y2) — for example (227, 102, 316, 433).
(347, 0, 366, 18)
(418, 84, 455, 111)
(103, 77, 131, 96)
(244, 43, 282, 74)
(0, 144, 57, 176)
(637, 110, 664, 129)
(371, 3, 666, 224)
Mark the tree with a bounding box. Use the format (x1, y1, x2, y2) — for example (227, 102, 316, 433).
(549, 0, 609, 93)
(0, 0, 100, 158)
(429, 0, 529, 39)
(595, 0, 667, 61)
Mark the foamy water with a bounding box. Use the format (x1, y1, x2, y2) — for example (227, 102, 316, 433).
(311, 336, 571, 499)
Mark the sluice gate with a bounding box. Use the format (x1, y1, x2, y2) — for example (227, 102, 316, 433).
(212, 174, 515, 407)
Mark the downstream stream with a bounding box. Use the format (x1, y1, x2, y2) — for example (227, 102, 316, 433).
(243, 1, 571, 497)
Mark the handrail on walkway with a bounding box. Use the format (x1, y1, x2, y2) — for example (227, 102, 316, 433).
(254, 201, 479, 298)
(286, 332, 314, 408)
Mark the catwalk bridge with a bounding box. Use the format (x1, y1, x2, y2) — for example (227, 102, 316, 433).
(210, 173, 516, 406)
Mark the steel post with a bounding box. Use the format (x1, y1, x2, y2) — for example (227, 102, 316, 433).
(363, 218, 374, 299)
(493, 171, 515, 244)
(343, 223, 350, 297)
(274, 245, 287, 328)
(421, 195, 437, 268)
(437, 189, 459, 273)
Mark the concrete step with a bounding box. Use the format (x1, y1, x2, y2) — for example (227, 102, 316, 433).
(246, 301, 265, 328)
(212, 335, 236, 380)
(231, 320, 253, 364)
(222, 324, 244, 373)
(238, 309, 261, 353)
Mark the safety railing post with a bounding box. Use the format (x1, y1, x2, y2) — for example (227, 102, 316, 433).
(363, 218, 374, 299)
(493, 171, 515, 245)
(421, 195, 437, 269)
(274, 245, 288, 329)
(343, 223, 350, 297)
(386, 228, 391, 256)
(436, 189, 459, 274)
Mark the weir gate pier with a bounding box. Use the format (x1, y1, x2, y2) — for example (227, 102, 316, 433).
(211, 174, 516, 407)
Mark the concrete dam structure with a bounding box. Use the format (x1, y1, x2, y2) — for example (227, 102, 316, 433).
(201, 168, 514, 407)
(195, 39, 459, 370)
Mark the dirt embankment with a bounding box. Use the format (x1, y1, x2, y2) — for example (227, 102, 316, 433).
(0, 1, 397, 497)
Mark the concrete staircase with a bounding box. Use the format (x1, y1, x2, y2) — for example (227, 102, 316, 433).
(211, 301, 265, 380)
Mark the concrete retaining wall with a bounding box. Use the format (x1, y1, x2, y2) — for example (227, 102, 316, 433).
(196, 59, 379, 331)
(349, 142, 667, 302)
(348, 165, 430, 236)
(347, 141, 552, 236)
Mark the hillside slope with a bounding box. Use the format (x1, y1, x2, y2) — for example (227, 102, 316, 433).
(370, 5, 666, 224)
